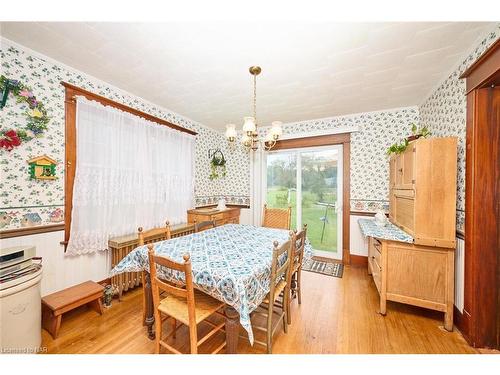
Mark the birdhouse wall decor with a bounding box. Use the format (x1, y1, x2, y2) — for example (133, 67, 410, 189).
(27, 155, 58, 180)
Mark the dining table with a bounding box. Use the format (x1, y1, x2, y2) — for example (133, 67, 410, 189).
(110, 223, 313, 353)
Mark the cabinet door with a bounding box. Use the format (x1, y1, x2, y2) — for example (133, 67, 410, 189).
(389, 157, 396, 188)
(395, 155, 403, 186)
(402, 146, 415, 187)
(389, 189, 395, 221)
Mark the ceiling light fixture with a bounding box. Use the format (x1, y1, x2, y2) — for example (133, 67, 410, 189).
(225, 66, 282, 151)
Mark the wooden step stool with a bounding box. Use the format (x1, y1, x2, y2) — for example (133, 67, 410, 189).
(42, 280, 104, 339)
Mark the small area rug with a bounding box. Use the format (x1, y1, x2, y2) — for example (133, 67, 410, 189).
(302, 258, 343, 278)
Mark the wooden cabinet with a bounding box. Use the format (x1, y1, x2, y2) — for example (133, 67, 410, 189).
(367, 236, 455, 331)
(388, 137, 458, 248)
(187, 207, 240, 227)
(367, 136, 459, 331)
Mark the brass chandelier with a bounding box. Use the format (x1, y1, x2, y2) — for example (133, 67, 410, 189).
(225, 66, 283, 151)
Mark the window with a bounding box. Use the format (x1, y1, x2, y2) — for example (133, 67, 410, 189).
(62, 83, 197, 254)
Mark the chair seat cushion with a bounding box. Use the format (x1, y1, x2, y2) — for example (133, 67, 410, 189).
(262, 280, 287, 304)
(158, 289, 225, 325)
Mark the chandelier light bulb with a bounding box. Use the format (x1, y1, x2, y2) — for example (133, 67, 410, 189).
(225, 124, 237, 142)
(270, 121, 283, 137)
(242, 116, 256, 134)
(227, 66, 281, 152)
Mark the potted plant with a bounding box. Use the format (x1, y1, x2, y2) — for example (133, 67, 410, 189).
(386, 139, 409, 156)
(406, 123, 431, 142)
(387, 124, 431, 156)
(209, 150, 227, 180)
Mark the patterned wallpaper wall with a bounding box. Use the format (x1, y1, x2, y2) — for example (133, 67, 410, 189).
(4, 24, 496, 232)
(419, 23, 499, 232)
(194, 137, 251, 208)
(263, 107, 420, 213)
(0, 38, 226, 231)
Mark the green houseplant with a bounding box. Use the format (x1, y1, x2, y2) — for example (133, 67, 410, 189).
(387, 123, 431, 156)
(209, 150, 227, 180)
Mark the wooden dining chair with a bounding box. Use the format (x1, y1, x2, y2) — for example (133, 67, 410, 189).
(286, 224, 307, 324)
(193, 219, 216, 233)
(252, 233, 294, 353)
(147, 244, 226, 354)
(262, 203, 292, 230)
(138, 221, 172, 325)
(138, 221, 172, 246)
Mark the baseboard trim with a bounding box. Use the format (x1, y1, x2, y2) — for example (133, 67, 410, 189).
(350, 254, 368, 267)
(454, 306, 472, 345)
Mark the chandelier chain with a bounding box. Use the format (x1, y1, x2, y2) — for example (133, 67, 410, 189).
(225, 66, 282, 152)
(253, 73, 257, 127)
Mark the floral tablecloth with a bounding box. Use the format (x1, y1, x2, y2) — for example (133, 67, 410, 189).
(358, 218, 414, 243)
(110, 224, 313, 344)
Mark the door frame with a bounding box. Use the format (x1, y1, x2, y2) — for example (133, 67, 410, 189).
(270, 133, 351, 264)
(266, 144, 343, 260)
(460, 39, 499, 349)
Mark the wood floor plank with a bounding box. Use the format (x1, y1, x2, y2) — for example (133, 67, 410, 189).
(41, 267, 476, 354)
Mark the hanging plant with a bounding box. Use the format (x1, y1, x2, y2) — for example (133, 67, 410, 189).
(0, 75, 51, 151)
(209, 149, 227, 180)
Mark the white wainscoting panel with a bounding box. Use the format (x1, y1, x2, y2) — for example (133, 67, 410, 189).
(350, 215, 369, 256)
(0, 230, 110, 296)
(455, 237, 465, 312)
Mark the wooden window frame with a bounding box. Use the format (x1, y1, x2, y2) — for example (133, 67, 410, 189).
(61, 82, 197, 249)
(272, 133, 351, 264)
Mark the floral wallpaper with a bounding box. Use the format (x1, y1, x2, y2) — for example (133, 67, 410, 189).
(4, 23, 497, 233)
(194, 137, 251, 207)
(419, 23, 500, 232)
(261, 106, 420, 213)
(0, 38, 228, 231)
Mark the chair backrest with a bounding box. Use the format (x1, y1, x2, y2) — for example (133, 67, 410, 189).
(282, 231, 297, 292)
(147, 244, 197, 329)
(138, 221, 171, 246)
(194, 219, 216, 233)
(293, 224, 308, 270)
(270, 233, 294, 298)
(262, 203, 292, 230)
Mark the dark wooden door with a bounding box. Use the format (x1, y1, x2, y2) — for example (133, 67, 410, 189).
(464, 84, 499, 349)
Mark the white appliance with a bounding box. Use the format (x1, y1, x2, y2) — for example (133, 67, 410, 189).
(0, 245, 42, 354)
(0, 245, 36, 279)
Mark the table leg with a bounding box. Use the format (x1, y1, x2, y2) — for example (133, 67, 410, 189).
(143, 271, 155, 340)
(224, 306, 239, 354)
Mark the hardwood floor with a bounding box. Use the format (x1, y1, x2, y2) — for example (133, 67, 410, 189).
(41, 266, 476, 354)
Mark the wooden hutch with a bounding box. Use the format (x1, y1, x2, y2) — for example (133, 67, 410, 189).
(364, 137, 458, 331)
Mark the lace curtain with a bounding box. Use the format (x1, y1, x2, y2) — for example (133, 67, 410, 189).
(66, 97, 195, 255)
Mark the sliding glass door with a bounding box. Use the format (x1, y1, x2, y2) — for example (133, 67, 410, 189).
(265, 145, 343, 260)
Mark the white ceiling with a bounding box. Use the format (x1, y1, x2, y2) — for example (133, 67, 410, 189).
(0, 22, 494, 131)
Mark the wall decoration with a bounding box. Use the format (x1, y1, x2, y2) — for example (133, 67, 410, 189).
(20, 212, 42, 227)
(0, 211, 16, 229)
(27, 154, 58, 180)
(208, 149, 227, 180)
(48, 208, 64, 223)
(0, 38, 227, 231)
(0, 75, 51, 151)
